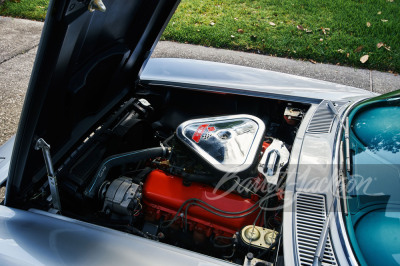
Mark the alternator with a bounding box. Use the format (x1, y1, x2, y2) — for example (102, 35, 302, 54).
(101, 177, 142, 216)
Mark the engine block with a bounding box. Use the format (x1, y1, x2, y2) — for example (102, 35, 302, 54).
(142, 169, 259, 237)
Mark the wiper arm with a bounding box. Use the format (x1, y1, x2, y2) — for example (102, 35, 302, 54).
(313, 153, 348, 265)
(339, 141, 348, 216)
(327, 101, 351, 173)
(313, 211, 332, 265)
(313, 193, 338, 266)
(344, 117, 351, 173)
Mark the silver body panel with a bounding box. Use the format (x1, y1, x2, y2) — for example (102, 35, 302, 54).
(140, 58, 376, 102)
(0, 136, 15, 186)
(0, 205, 234, 266)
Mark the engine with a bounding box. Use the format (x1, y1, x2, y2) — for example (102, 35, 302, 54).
(32, 96, 306, 265)
(90, 114, 290, 264)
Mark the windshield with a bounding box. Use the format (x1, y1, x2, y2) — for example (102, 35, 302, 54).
(342, 91, 400, 265)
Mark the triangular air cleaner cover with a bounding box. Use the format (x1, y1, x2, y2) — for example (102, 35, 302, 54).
(176, 115, 265, 173)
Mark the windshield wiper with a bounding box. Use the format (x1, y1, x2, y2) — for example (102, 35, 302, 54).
(313, 192, 339, 265)
(313, 210, 332, 265)
(339, 141, 348, 216)
(327, 101, 351, 173)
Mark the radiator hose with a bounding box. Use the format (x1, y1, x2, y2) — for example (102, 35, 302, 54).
(84, 146, 168, 198)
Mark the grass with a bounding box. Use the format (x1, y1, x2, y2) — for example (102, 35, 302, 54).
(1, 0, 399, 73)
(0, 0, 47, 21)
(163, 0, 400, 73)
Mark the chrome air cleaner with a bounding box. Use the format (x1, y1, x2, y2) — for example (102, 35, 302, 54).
(176, 115, 265, 173)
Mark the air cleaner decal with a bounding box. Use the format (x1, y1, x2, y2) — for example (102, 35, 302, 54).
(192, 124, 209, 143)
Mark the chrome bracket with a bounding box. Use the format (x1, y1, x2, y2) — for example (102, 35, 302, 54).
(35, 138, 62, 213)
(88, 0, 106, 12)
(258, 139, 290, 185)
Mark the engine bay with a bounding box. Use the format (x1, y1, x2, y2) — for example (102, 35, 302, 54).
(27, 86, 310, 265)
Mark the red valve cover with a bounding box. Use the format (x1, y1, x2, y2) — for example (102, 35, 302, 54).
(142, 169, 259, 236)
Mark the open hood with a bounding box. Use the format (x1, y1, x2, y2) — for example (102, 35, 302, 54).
(6, 0, 179, 206)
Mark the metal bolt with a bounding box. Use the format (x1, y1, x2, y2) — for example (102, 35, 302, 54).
(246, 252, 254, 261)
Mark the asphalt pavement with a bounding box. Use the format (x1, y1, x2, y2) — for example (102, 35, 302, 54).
(0, 16, 399, 145)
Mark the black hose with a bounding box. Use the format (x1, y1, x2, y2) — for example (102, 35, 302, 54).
(183, 202, 261, 231)
(213, 235, 235, 248)
(161, 196, 264, 229)
(84, 147, 167, 198)
(215, 235, 235, 240)
(189, 197, 262, 215)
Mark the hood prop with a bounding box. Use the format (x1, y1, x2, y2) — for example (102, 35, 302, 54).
(35, 138, 62, 214)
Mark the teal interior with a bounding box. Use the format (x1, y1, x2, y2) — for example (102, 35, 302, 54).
(344, 92, 400, 265)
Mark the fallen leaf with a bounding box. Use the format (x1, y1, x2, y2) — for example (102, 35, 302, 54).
(381, 19, 388, 22)
(337, 49, 344, 53)
(384, 45, 391, 51)
(234, 17, 238, 20)
(354, 45, 364, 52)
(346, 53, 350, 58)
(325, 28, 330, 31)
(305, 29, 313, 33)
(231, 35, 235, 38)
(309, 59, 317, 64)
(378, 11, 382, 15)
(377, 42, 384, 48)
(269, 22, 276, 26)
(360, 55, 369, 63)
(367, 22, 371, 27)
(297, 25, 304, 30)
(237, 29, 244, 34)
(210, 22, 215, 26)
